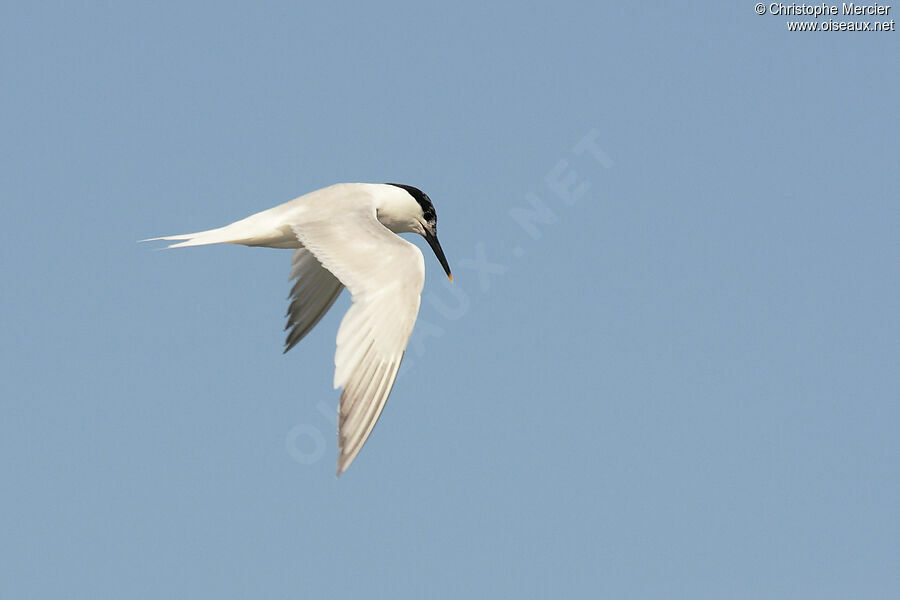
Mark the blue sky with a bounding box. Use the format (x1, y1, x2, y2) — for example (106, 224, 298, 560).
(2, 2, 898, 598)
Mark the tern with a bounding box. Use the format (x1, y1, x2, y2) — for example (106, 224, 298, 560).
(146, 183, 452, 475)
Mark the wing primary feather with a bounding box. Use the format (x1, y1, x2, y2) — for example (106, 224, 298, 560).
(337, 359, 401, 474)
(341, 360, 385, 427)
(282, 247, 344, 353)
(339, 343, 379, 417)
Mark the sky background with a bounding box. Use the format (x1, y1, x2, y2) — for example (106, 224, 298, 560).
(2, 2, 898, 598)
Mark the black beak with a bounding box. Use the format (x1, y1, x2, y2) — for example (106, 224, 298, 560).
(424, 228, 453, 282)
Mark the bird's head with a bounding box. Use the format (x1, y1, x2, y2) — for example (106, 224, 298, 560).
(382, 183, 453, 282)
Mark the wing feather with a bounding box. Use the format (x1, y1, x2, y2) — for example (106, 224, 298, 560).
(283, 247, 344, 353)
(290, 197, 425, 475)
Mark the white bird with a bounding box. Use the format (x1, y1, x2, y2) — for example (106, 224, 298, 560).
(146, 183, 453, 475)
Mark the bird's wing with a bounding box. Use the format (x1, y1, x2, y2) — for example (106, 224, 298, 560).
(290, 203, 425, 475)
(283, 247, 345, 353)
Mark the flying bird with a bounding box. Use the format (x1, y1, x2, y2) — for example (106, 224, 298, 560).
(145, 183, 452, 475)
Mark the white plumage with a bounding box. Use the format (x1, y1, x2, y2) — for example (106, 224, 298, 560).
(146, 183, 452, 475)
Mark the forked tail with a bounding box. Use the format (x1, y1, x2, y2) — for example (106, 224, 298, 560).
(140, 225, 239, 249)
(141, 199, 302, 250)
